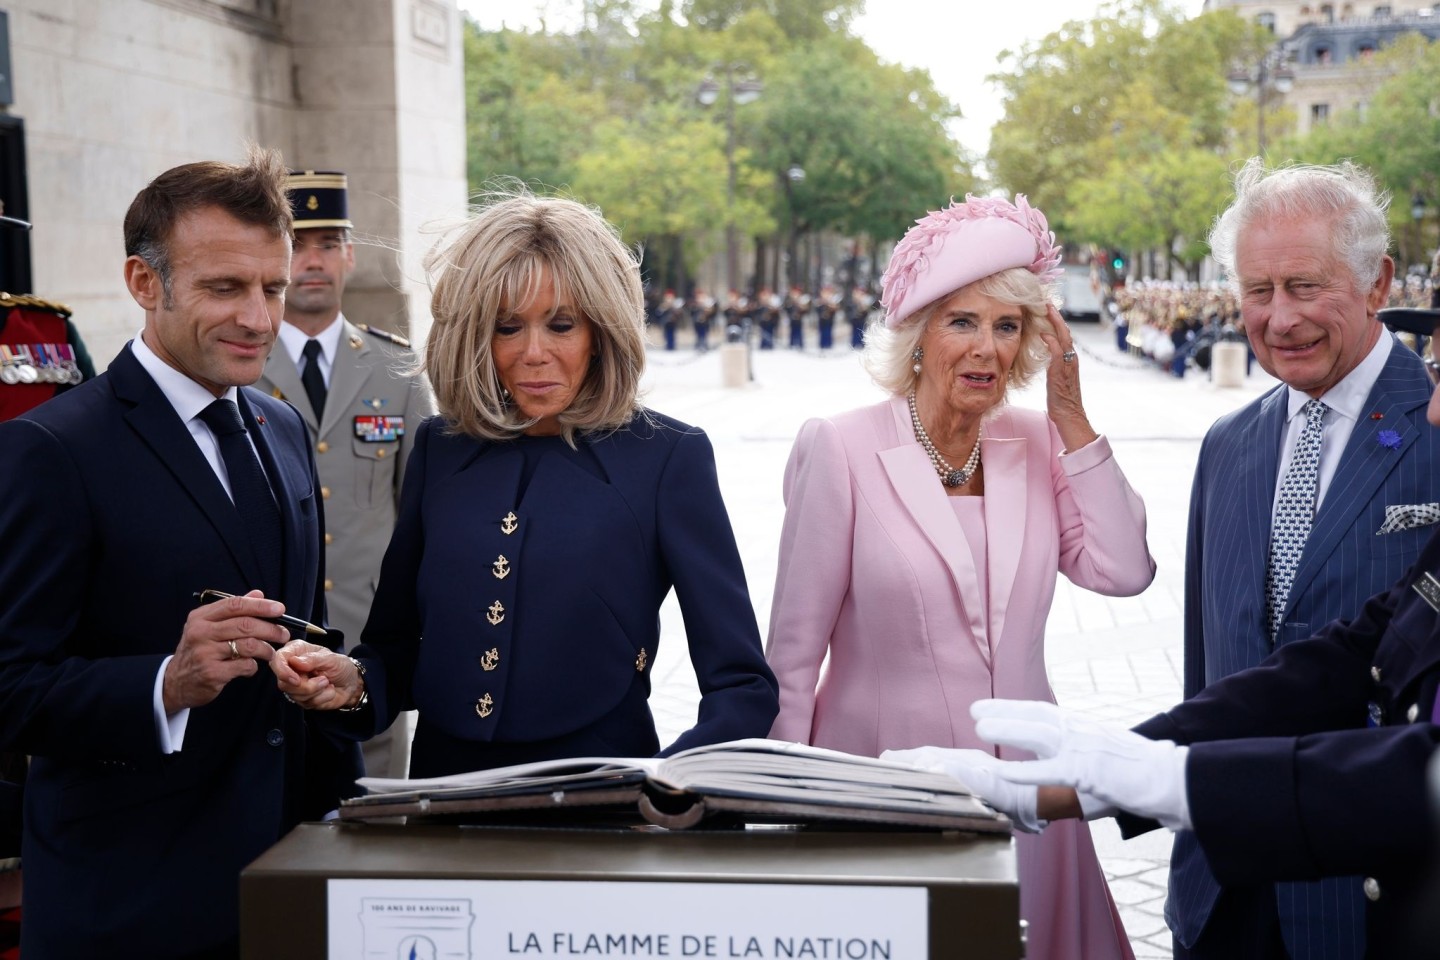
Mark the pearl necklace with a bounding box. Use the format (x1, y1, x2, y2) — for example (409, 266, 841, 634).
(908, 392, 980, 488)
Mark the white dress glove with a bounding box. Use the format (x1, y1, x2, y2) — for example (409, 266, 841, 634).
(881, 745, 1046, 833)
(970, 699, 1193, 832)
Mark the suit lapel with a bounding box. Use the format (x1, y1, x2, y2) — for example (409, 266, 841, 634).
(238, 390, 307, 604)
(1285, 349, 1432, 614)
(877, 396, 990, 666)
(980, 421, 1026, 651)
(323, 323, 371, 438)
(261, 348, 314, 430)
(110, 346, 266, 590)
(1235, 387, 1289, 611)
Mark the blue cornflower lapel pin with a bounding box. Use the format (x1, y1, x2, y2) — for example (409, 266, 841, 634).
(1377, 428, 1402, 450)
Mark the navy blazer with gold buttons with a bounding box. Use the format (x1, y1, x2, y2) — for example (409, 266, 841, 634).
(353, 408, 779, 777)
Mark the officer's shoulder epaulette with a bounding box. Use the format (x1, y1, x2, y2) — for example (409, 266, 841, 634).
(356, 323, 412, 349)
(0, 292, 73, 317)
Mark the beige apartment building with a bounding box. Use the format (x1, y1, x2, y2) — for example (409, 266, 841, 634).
(1205, 0, 1440, 139)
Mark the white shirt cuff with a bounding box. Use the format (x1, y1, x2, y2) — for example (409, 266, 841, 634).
(154, 655, 190, 753)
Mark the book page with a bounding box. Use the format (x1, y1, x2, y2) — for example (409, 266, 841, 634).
(656, 739, 972, 791)
(353, 755, 661, 802)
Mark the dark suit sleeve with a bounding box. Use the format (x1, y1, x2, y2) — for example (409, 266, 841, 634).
(348, 417, 433, 738)
(1119, 566, 1414, 841)
(654, 427, 778, 756)
(287, 405, 364, 809)
(1146, 577, 1402, 748)
(1182, 434, 1209, 701)
(0, 418, 164, 763)
(1186, 723, 1440, 884)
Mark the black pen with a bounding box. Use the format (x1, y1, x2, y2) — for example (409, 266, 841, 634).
(193, 589, 328, 639)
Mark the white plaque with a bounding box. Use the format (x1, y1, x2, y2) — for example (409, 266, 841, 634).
(328, 878, 927, 959)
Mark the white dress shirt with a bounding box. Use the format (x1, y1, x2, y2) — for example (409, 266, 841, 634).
(277, 314, 344, 389)
(132, 331, 267, 753)
(1273, 333, 1395, 515)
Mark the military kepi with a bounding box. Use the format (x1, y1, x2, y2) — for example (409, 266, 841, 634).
(286, 170, 352, 230)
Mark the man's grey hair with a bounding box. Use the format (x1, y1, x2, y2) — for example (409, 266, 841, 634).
(1209, 158, 1391, 294)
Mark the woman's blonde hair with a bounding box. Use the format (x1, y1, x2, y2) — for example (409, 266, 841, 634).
(862, 266, 1056, 397)
(424, 187, 646, 442)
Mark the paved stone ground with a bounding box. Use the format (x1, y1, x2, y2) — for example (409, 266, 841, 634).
(639, 322, 1279, 959)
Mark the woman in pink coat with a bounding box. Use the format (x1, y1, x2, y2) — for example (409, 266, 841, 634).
(766, 194, 1156, 960)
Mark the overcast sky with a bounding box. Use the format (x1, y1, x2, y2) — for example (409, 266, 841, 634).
(461, 0, 1210, 157)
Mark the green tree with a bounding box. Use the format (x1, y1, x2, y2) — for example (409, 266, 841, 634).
(462, 0, 965, 290)
(752, 32, 969, 285)
(570, 103, 775, 290)
(681, 0, 863, 39)
(466, 23, 609, 190)
(988, 0, 1261, 267)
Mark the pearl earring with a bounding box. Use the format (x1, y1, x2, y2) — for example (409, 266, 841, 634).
(911, 347, 923, 374)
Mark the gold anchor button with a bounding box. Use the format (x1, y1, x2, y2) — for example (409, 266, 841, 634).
(635, 647, 648, 672)
(500, 511, 518, 535)
(486, 601, 505, 626)
(475, 693, 494, 718)
(481, 647, 500, 671)
(492, 555, 511, 579)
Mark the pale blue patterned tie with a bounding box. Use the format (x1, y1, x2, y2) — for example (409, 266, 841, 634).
(1265, 398, 1327, 644)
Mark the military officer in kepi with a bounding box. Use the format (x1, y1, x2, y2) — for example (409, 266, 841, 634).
(255, 170, 435, 778)
(0, 215, 96, 422)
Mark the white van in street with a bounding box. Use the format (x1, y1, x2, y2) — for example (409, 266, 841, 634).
(1059, 263, 1102, 322)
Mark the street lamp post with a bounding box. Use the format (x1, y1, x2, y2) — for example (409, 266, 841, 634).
(696, 66, 762, 297)
(698, 65, 761, 381)
(1412, 194, 1427, 276)
(781, 164, 805, 290)
(1228, 47, 1294, 154)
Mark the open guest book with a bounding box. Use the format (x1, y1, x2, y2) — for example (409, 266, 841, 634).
(339, 738, 1009, 833)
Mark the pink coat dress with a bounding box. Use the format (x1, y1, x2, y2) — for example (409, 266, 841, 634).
(766, 395, 1156, 960)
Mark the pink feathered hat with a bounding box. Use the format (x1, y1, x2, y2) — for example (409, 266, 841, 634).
(880, 194, 1063, 329)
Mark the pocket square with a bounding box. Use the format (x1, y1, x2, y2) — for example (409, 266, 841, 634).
(1378, 503, 1440, 535)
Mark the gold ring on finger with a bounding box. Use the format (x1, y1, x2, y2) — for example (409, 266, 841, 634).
(228, 639, 240, 660)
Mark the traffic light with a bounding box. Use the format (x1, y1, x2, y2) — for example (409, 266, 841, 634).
(1111, 251, 1126, 272)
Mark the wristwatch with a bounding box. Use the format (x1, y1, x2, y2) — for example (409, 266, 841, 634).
(337, 657, 369, 712)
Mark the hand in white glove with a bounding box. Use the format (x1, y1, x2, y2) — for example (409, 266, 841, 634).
(970, 699, 1192, 832)
(881, 745, 1046, 833)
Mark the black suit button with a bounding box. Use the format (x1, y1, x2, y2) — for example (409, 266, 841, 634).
(266, 729, 285, 747)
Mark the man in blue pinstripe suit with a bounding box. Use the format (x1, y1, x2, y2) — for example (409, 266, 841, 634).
(1171, 160, 1440, 958)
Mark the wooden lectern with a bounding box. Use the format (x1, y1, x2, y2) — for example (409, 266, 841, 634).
(241, 822, 1020, 959)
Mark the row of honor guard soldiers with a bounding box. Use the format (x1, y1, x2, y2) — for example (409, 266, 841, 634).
(254, 170, 435, 779)
(651, 285, 878, 352)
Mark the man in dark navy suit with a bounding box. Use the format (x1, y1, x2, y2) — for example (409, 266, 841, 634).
(0, 148, 357, 959)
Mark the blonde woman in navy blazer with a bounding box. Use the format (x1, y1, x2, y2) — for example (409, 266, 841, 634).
(271, 189, 778, 775)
